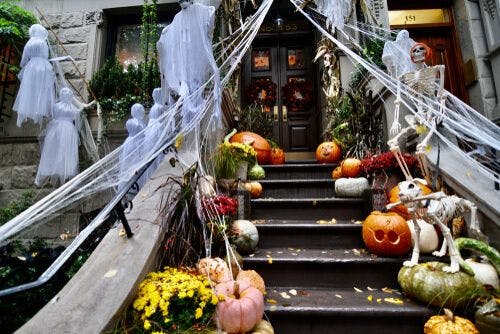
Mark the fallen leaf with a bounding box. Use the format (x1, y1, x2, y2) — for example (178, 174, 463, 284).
(299, 290, 310, 296)
(291, 253, 298, 256)
(367, 286, 377, 291)
(367, 295, 373, 302)
(321, 251, 327, 254)
(466, 171, 472, 177)
(266, 299, 278, 304)
(280, 292, 291, 299)
(277, 251, 283, 254)
(289, 289, 297, 296)
(353, 249, 361, 255)
(118, 228, 126, 237)
(249, 254, 255, 257)
(104, 269, 117, 278)
(382, 287, 395, 294)
(269, 305, 278, 311)
(354, 287, 363, 293)
(268, 257, 273, 264)
(376, 298, 382, 303)
(384, 297, 404, 305)
(335, 294, 343, 299)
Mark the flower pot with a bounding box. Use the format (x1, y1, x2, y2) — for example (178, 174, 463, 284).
(236, 161, 248, 181)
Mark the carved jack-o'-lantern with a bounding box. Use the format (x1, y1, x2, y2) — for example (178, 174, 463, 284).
(315, 141, 342, 163)
(362, 211, 412, 256)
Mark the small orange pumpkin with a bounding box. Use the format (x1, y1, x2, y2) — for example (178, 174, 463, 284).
(216, 280, 264, 333)
(362, 211, 412, 256)
(270, 148, 285, 165)
(424, 309, 479, 334)
(315, 141, 342, 163)
(388, 183, 432, 219)
(331, 166, 343, 179)
(245, 182, 263, 198)
(230, 132, 271, 164)
(340, 158, 362, 178)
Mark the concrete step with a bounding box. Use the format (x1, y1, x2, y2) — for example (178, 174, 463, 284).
(264, 286, 432, 334)
(243, 247, 438, 289)
(253, 219, 364, 249)
(259, 179, 336, 198)
(250, 198, 371, 221)
(262, 163, 336, 180)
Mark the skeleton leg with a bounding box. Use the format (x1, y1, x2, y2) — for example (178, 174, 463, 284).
(462, 199, 488, 242)
(416, 152, 432, 185)
(430, 215, 461, 273)
(404, 216, 421, 267)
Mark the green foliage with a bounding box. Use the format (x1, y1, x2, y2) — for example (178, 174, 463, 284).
(235, 104, 274, 140)
(0, 191, 35, 227)
(0, 1, 37, 44)
(349, 37, 386, 89)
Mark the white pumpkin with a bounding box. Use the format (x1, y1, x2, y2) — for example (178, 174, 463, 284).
(196, 257, 232, 284)
(407, 219, 439, 254)
(231, 219, 259, 255)
(465, 258, 500, 289)
(334, 177, 369, 197)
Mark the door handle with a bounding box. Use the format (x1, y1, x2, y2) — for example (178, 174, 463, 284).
(273, 106, 279, 122)
(282, 106, 288, 122)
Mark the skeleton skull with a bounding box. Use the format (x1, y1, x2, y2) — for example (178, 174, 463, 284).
(410, 43, 428, 64)
(397, 178, 427, 203)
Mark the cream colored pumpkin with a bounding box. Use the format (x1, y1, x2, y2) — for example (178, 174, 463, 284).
(465, 258, 500, 289)
(407, 219, 439, 254)
(334, 177, 369, 197)
(196, 257, 232, 284)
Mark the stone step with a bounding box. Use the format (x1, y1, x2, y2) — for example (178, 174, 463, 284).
(259, 179, 336, 198)
(253, 219, 364, 249)
(250, 198, 371, 221)
(243, 247, 436, 288)
(262, 163, 336, 180)
(264, 286, 432, 334)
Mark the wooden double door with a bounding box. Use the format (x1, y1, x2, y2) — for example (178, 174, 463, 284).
(244, 40, 318, 152)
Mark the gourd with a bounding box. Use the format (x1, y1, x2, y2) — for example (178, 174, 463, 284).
(231, 219, 259, 255)
(245, 181, 263, 198)
(252, 320, 275, 334)
(340, 158, 362, 178)
(398, 261, 486, 309)
(230, 131, 271, 165)
(196, 257, 232, 284)
(315, 141, 342, 163)
(362, 211, 412, 256)
(248, 164, 266, 180)
(334, 177, 369, 197)
(236, 269, 266, 294)
(331, 166, 343, 180)
(475, 298, 500, 334)
(407, 219, 439, 254)
(424, 309, 479, 334)
(215, 280, 264, 333)
(388, 183, 432, 220)
(270, 148, 285, 165)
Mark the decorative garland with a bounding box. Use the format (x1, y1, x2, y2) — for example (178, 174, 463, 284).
(245, 78, 277, 107)
(282, 80, 314, 111)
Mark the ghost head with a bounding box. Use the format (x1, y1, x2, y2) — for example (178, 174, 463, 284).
(29, 24, 48, 40)
(59, 87, 74, 103)
(152, 88, 162, 104)
(125, 119, 142, 136)
(131, 103, 145, 121)
(395, 30, 410, 42)
(410, 43, 432, 64)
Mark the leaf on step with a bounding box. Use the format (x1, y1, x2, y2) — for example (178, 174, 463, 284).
(269, 305, 278, 311)
(291, 253, 298, 256)
(249, 253, 255, 257)
(267, 257, 273, 264)
(277, 251, 283, 254)
(384, 298, 404, 305)
(118, 228, 126, 237)
(321, 251, 327, 254)
(354, 287, 363, 293)
(312, 200, 317, 206)
(382, 287, 395, 294)
(280, 292, 291, 299)
(376, 298, 382, 303)
(266, 299, 278, 304)
(299, 290, 310, 297)
(335, 294, 343, 299)
(104, 269, 117, 278)
(353, 248, 361, 255)
(367, 286, 377, 291)
(353, 220, 363, 225)
(288, 247, 295, 251)
(289, 289, 297, 296)
(367, 295, 373, 302)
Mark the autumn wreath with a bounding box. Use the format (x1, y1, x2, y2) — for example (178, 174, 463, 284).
(245, 79, 277, 107)
(282, 80, 314, 111)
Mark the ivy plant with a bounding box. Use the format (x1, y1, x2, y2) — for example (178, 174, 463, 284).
(0, 1, 37, 44)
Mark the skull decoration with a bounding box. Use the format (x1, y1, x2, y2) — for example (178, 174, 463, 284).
(362, 211, 412, 256)
(410, 42, 432, 64)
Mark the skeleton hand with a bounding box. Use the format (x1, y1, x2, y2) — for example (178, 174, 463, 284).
(390, 120, 401, 135)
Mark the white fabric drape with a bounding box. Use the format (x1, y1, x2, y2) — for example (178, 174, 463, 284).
(382, 30, 417, 78)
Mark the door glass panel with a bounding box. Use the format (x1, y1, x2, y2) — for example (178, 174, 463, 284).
(252, 49, 271, 71)
(287, 48, 305, 69)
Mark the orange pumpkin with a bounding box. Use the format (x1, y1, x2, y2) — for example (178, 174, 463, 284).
(270, 148, 285, 165)
(230, 132, 271, 165)
(388, 183, 432, 219)
(236, 270, 266, 294)
(315, 141, 342, 163)
(340, 158, 362, 178)
(332, 166, 343, 179)
(216, 280, 264, 333)
(362, 211, 412, 256)
(245, 182, 263, 198)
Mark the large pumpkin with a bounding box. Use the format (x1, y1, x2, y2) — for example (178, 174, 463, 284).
(424, 309, 479, 334)
(231, 220, 259, 255)
(230, 132, 271, 165)
(196, 257, 232, 284)
(407, 219, 439, 254)
(340, 158, 362, 178)
(270, 148, 285, 165)
(362, 211, 412, 256)
(216, 280, 264, 333)
(398, 262, 486, 309)
(315, 141, 342, 163)
(388, 183, 432, 219)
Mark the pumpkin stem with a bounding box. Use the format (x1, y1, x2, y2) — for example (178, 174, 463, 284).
(443, 308, 455, 322)
(224, 129, 237, 143)
(234, 281, 240, 299)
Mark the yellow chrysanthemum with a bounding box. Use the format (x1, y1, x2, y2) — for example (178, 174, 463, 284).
(195, 308, 203, 319)
(143, 320, 151, 330)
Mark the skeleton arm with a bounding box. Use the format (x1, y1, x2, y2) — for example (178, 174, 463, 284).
(49, 55, 74, 62)
(436, 65, 446, 121)
(386, 192, 447, 210)
(72, 97, 96, 111)
(390, 78, 402, 135)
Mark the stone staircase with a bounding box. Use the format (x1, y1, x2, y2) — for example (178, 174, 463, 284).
(243, 162, 433, 334)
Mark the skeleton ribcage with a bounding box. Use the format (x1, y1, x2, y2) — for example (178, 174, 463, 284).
(402, 67, 439, 96)
(427, 196, 467, 223)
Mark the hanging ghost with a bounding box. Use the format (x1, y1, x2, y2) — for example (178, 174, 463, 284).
(156, 0, 221, 127)
(382, 30, 417, 79)
(315, 0, 352, 30)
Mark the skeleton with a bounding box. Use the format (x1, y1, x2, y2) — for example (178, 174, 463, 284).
(387, 43, 446, 181)
(387, 178, 483, 273)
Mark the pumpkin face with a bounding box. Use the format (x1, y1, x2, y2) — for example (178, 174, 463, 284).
(270, 148, 285, 165)
(424, 309, 479, 334)
(398, 262, 485, 309)
(340, 158, 362, 178)
(315, 142, 342, 163)
(331, 166, 343, 180)
(216, 280, 264, 333)
(196, 257, 232, 284)
(230, 132, 271, 165)
(389, 183, 432, 219)
(236, 270, 266, 294)
(231, 220, 259, 255)
(362, 211, 412, 256)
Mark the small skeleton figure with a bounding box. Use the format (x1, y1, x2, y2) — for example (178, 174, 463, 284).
(387, 43, 446, 181)
(387, 178, 484, 273)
